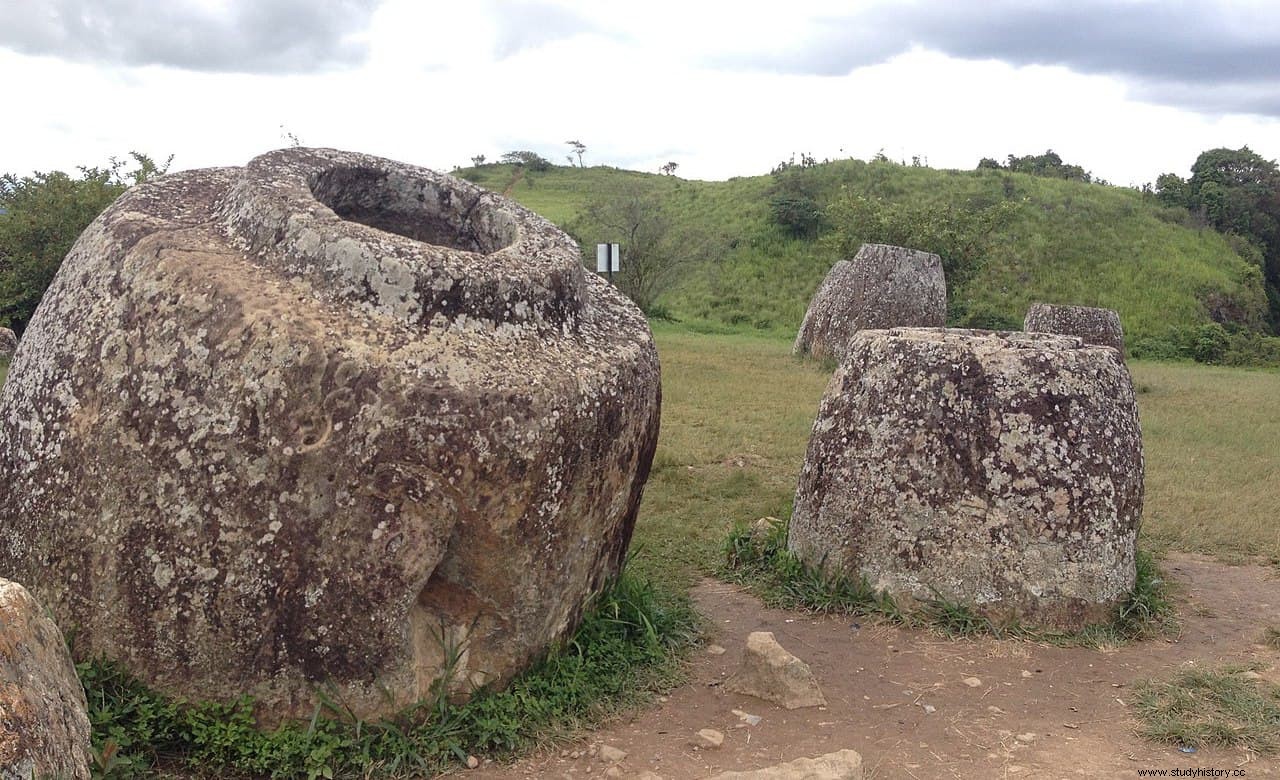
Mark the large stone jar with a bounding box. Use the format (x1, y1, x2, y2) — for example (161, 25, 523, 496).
(0, 148, 661, 721)
(789, 328, 1143, 629)
(793, 243, 946, 363)
(1024, 303, 1125, 356)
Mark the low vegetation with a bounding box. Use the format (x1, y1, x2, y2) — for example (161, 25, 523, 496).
(1134, 665, 1280, 754)
(81, 568, 697, 778)
(717, 515, 1172, 646)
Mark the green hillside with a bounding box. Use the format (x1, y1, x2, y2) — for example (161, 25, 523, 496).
(460, 159, 1271, 352)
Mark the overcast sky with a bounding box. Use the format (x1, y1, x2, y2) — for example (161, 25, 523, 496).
(2, 0, 1279, 186)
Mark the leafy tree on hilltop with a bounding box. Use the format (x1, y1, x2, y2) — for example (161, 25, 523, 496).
(0, 152, 170, 334)
(500, 150, 552, 172)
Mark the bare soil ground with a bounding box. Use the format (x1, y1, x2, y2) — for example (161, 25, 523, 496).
(480, 554, 1280, 779)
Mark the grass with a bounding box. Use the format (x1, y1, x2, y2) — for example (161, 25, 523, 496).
(1134, 665, 1280, 754)
(1134, 362, 1280, 562)
(460, 160, 1270, 347)
(716, 513, 1173, 646)
(81, 568, 698, 778)
(634, 326, 1280, 577)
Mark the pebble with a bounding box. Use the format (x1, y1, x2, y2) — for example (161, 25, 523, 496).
(706, 644, 727, 656)
(963, 676, 983, 688)
(466, 756, 479, 769)
(694, 728, 725, 748)
(1016, 733, 1037, 744)
(1021, 670, 1033, 678)
(599, 745, 628, 764)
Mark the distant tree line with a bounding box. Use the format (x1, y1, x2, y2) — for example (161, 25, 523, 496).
(1153, 147, 1280, 328)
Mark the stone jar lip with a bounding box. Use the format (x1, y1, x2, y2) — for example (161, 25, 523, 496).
(217, 147, 586, 331)
(869, 326, 1087, 351)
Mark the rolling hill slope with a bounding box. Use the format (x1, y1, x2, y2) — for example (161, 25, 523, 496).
(459, 159, 1270, 349)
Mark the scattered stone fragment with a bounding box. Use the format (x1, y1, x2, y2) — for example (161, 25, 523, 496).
(1021, 670, 1034, 678)
(963, 677, 983, 688)
(708, 749, 864, 779)
(921, 704, 937, 714)
(724, 631, 827, 709)
(732, 708, 763, 726)
(1243, 671, 1264, 681)
(0, 147, 662, 723)
(0, 578, 92, 780)
(1024, 302, 1125, 356)
(707, 644, 728, 656)
(694, 728, 725, 749)
(600, 745, 628, 764)
(794, 243, 947, 363)
(789, 328, 1143, 630)
(1016, 733, 1037, 744)
(605, 768, 624, 779)
(466, 756, 479, 769)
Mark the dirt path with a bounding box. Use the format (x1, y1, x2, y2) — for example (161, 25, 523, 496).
(478, 554, 1280, 779)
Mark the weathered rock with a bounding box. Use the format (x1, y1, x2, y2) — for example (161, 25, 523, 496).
(789, 328, 1144, 629)
(794, 243, 945, 363)
(0, 148, 661, 722)
(0, 328, 15, 359)
(723, 631, 826, 709)
(709, 749, 864, 779)
(0, 578, 91, 780)
(1024, 303, 1125, 356)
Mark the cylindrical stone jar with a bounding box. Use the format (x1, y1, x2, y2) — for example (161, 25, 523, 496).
(1024, 303, 1125, 356)
(789, 327, 1144, 629)
(0, 148, 661, 721)
(794, 243, 946, 363)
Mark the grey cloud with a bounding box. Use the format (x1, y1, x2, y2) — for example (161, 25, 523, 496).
(722, 1, 1280, 117)
(487, 0, 599, 59)
(0, 0, 379, 73)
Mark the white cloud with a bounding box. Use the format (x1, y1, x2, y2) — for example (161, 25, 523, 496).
(1, 2, 1278, 186)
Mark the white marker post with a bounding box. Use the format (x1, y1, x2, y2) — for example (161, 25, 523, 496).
(595, 243, 620, 283)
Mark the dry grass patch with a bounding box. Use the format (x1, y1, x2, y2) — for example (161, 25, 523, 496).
(1134, 665, 1280, 753)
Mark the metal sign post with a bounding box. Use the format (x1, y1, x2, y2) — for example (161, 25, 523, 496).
(595, 243, 620, 283)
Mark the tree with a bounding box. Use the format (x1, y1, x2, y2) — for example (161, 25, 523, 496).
(660, 161, 679, 176)
(470, 154, 486, 166)
(499, 151, 552, 171)
(978, 150, 1093, 182)
(0, 152, 170, 334)
(565, 140, 586, 167)
(569, 191, 678, 313)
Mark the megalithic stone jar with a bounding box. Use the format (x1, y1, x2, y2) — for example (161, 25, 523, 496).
(789, 328, 1144, 630)
(1023, 302, 1125, 357)
(793, 243, 946, 364)
(0, 148, 661, 722)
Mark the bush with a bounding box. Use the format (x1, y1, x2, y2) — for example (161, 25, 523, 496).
(1192, 322, 1231, 364)
(768, 194, 825, 239)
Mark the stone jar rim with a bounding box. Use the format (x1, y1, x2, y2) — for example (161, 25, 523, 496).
(216, 147, 586, 332)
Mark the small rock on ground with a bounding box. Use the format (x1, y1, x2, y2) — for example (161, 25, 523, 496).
(600, 745, 628, 763)
(694, 728, 725, 748)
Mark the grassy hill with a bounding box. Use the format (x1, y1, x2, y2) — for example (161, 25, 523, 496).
(460, 159, 1271, 352)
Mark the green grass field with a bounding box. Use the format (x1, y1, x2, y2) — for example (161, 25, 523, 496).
(631, 324, 1280, 586)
